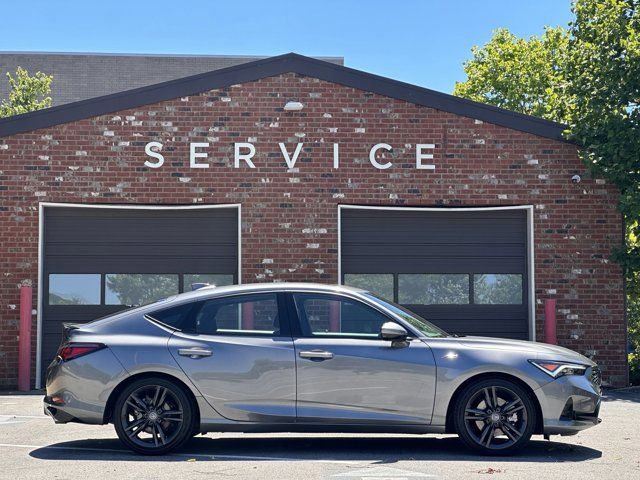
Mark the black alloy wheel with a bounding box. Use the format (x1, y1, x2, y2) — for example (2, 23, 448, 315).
(114, 377, 194, 455)
(453, 378, 536, 455)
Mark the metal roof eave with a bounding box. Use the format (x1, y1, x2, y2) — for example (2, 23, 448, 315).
(0, 52, 568, 141)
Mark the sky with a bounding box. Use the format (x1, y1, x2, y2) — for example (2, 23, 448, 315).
(0, 0, 573, 93)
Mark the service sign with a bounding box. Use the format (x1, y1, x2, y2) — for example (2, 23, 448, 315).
(143, 142, 436, 171)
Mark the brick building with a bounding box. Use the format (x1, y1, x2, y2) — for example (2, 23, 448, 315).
(0, 53, 627, 388)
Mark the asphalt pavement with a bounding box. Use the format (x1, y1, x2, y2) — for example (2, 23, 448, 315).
(1, 388, 639, 480)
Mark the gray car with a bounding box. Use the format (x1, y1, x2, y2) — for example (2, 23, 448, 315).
(44, 283, 602, 455)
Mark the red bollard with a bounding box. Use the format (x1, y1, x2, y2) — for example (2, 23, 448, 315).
(544, 298, 557, 345)
(18, 285, 33, 391)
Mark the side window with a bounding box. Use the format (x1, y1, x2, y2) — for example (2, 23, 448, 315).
(293, 293, 390, 338)
(195, 293, 281, 336)
(148, 301, 198, 330)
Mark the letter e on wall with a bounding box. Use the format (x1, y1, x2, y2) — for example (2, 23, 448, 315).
(416, 144, 435, 170)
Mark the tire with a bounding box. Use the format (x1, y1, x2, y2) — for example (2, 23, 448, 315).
(453, 377, 537, 456)
(113, 377, 195, 455)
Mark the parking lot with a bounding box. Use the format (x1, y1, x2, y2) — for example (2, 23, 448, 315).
(0, 389, 639, 480)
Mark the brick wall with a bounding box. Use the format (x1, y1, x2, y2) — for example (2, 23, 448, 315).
(0, 73, 626, 388)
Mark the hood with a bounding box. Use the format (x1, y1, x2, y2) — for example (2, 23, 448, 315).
(456, 336, 596, 366)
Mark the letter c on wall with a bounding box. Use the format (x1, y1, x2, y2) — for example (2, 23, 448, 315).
(369, 143, 393, 170)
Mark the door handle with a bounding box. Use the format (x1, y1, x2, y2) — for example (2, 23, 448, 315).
(299, 350, 334, 360)
(178, 347, 213, 359)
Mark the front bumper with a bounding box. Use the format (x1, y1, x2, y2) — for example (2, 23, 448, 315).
(536, 366, 602, 436)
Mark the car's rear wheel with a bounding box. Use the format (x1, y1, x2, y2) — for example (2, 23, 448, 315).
(113, 377, 194, 455)
(453, 378, 536, 455)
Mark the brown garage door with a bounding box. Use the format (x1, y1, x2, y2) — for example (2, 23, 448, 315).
(340, 206, 530, 340)
(40, 205, 239, 381)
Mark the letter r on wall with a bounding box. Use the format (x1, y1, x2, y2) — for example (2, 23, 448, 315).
(234, 142, 256, 168)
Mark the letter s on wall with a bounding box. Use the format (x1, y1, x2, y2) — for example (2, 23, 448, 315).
(144, 141, 164, 168)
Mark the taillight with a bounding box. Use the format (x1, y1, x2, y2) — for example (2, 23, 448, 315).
(57, 343, 105, 361)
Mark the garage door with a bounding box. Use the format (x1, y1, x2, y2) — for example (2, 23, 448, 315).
(340, 206, 530, 340)
(39, 205, 239, 380)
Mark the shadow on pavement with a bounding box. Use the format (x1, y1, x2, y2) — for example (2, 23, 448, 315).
(29, 435, 601, 463)
(602, 387, 640, 403)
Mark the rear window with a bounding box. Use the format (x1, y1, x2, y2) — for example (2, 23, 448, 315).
(147, 302, 198, 330)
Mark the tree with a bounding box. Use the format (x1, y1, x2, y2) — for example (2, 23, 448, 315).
(453, 27, 571, 123)
(454, 0, 640, 383)
(106, 274, 178, 306)
(566, 0, 640, 287)
(567, 1, 640, 385)
(0, 67, 53, 117)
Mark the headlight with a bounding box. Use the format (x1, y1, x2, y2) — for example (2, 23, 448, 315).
(528, 360, 588, 378)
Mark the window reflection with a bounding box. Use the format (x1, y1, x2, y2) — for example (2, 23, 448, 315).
(399, 274, 469, 304)
(49, 274, 101, 305)
(105, 274, 179, 306)
(474, 274, 523, 304)
(343, 273, 394, 301)
(184, 274, 234, 290)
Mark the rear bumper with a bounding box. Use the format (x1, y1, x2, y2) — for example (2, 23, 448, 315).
(536, 366, 602, 436)
(44, 347, 128, 425)
(43, 396, 77, 424)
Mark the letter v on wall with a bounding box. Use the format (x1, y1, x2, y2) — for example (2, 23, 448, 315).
(279, 143, 303, 169)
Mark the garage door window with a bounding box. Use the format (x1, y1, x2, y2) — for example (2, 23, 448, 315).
(343, 274, 394, 301)
(350, 273, 524, 306)
(184, 274, 234, 290)
(474, 274, 523, 304)
(105, 274, 179, 306)
(399, 274, 470, 305)
(48, 274, 101, 305)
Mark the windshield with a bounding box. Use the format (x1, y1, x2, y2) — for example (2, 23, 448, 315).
(364, 293, 449, 338)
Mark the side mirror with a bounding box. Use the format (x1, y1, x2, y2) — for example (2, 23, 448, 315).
(380, 321, 408, 341)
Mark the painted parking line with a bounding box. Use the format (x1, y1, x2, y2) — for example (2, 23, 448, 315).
(0, 415, 48, 419)
(0, 396, 42, 399)
(0, 443, 360, 464)
(0, 415, 48, 424)
(333, 465, 438, 478)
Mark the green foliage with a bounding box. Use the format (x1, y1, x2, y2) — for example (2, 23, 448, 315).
(566, 0, 640, 281)
(567, 2, 640, 385)
(344, 274, 394, 301)
(629, 296, 640, 384)
(400, 274, 469, 304)
(48, 293, 84, 305)
(454, 1, 640, 278)
(473, 274, 523, 305)
(106, 274, 178, 306)
(453, 27, 571, 123)
(0, 67, 53, 117)
(455, 1, 640, 383)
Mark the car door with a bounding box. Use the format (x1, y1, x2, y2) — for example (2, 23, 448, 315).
(168, 292, 296, 422)
(289, 291, 437, 424)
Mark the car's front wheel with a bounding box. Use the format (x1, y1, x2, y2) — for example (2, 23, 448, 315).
(113, 377, 194, 455)
(453, 377, 537, 455)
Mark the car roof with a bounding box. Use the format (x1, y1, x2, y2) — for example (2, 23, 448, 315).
(83, 283, 371, 331)
(181, 282, 367, 301)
